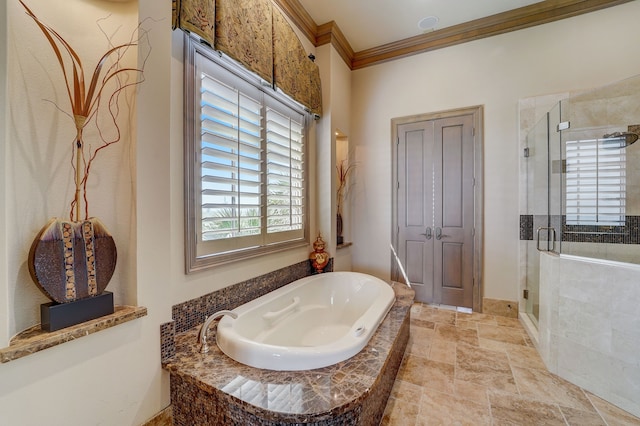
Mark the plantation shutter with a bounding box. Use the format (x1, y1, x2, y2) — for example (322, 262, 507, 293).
(192, 51, 307, 261)
(565, 138, 626, 226)
(200, 73, 263, 241)
(265, 99, 305, 242)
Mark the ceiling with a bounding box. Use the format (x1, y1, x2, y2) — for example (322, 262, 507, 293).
(298, 0, 544, 52)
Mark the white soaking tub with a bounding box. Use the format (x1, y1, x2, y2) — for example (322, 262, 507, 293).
(216, 271, 396, 371)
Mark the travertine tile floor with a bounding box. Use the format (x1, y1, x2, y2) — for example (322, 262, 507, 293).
(382, 303, 640, 426)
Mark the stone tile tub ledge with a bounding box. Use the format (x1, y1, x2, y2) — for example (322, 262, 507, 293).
(163, 281, 414, 425)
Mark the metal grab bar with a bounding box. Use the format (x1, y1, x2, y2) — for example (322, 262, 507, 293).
(262, 296, 301, 322)
(536, 227, 556, 252)
(390, 243, 412, 288)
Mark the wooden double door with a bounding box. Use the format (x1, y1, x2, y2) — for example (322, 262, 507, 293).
(395, 112, 477, 308)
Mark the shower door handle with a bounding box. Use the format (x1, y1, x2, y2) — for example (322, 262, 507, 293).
(421, 227, 432, 240)
(536, 227, 556, 252)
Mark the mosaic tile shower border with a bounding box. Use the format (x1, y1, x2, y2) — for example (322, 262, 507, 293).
(160, 258, 333, 363)
(520, 215, 640, 244)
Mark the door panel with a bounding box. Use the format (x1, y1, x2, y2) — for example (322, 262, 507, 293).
(397, 114, 475, 307)
(406, 131, 426, 227)
(406, 240, 425, 284)
(434, 116, 474, 307)
(442, 243, 463, 289)
(442, 125, 464, 228)
(397, 122, 434, 303)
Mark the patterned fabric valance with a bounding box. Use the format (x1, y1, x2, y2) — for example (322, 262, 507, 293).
(215, 0, 273, 84)
(272, 8, 322, 116)
(173, 0, 214, 45)
(172, 0, 322, 116)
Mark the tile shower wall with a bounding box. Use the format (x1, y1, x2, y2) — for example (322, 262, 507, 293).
(539, 252, 640, 418)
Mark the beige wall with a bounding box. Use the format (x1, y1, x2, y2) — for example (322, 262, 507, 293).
(1, 1, 169, 424)
(315, 43, 353, 260)
(349, 1, 640, 301)
(0, 0, 8, 347)
(0, 0, 319, 424)
(2, 1, 640, 424)
(6, 0, 140, 340)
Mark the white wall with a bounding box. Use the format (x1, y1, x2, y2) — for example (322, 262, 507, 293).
(350, 1, 640, 301)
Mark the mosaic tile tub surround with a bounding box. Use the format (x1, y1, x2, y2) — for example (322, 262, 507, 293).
(160, 259, 332, 363)
(164, 282, 413, 425)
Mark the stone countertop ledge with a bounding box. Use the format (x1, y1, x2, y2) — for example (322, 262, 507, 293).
(0, 305, 147, 364)
(163, 281, 414, 423)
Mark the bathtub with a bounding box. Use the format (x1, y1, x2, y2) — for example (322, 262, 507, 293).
(216, 271, 396, 371)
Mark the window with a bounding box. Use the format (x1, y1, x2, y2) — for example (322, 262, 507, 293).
(185, 36, 308, 272)
(565, 137, 626, 226)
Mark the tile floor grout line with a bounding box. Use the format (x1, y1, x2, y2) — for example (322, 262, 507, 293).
(556, 402, 571, 426)
(387, 302, 640, 425)
(583, 389, 612, 426)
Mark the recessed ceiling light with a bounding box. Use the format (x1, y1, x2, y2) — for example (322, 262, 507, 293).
(418, 16, 439, 31)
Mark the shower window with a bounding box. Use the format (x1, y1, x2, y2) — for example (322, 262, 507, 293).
(565, 138, 626, 226)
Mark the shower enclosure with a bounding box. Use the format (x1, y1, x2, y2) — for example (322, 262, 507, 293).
(521, 73, 640, 328)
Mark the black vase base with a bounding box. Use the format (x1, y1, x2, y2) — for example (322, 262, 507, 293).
(40, 291, 114, 332)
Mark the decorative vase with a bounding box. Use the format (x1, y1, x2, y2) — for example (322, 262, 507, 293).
(309, 234, 329, 274)
(336, 212, 344, 245)
(28, 217, 117, 304)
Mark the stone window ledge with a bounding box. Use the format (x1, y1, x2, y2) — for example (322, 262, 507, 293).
(0, 305, 147, 364)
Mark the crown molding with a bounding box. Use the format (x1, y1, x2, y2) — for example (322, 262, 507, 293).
(271, 0, 317, 44)
(316, 21, 355, 67)
(351, 0, 633, 69)
(275, 0, 632, 70)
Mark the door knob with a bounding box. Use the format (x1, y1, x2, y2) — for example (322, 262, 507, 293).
(421, 227, 432, 240)
(435, 227, 449, 240)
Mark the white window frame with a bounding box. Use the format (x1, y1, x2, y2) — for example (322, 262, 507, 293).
(184, 34, 309, 273)
(565, 137, 626, 226)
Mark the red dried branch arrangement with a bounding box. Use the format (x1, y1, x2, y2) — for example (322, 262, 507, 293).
(20, 1, 148, 221)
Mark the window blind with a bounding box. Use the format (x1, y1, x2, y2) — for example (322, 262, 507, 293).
(185, 37, 309, 271)
(265, 105, 304, 234)
(200, 73, 264, 241)
(193, 53, 307, 257)
(565, 138, 626, 226)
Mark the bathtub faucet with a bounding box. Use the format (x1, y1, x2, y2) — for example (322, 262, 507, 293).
(198, 310, 238, 354)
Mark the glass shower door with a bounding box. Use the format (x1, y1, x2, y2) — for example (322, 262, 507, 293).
(524, 102, 562, 326)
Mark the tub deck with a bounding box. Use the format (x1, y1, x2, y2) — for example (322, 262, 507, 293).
(163, 281, 414, 425)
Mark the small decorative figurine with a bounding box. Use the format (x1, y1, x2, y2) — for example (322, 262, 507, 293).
(309, 234, 329, 273)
